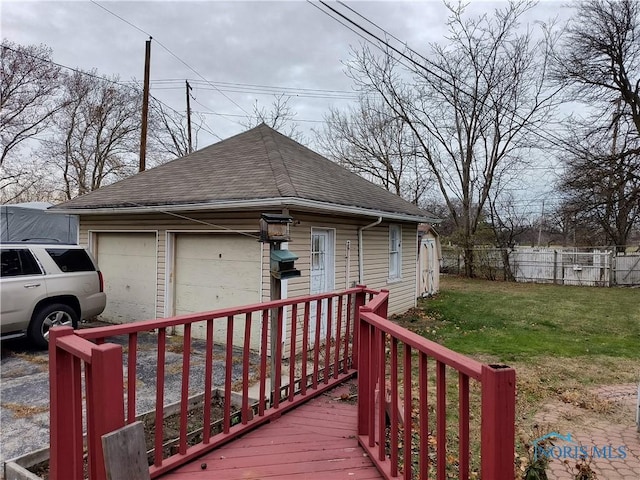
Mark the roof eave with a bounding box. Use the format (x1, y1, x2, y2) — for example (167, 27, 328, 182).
(51, 197, 439, 224)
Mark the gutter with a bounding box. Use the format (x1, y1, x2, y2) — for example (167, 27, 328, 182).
(50, 197, 439, 224)
(358, 216, 383, 284)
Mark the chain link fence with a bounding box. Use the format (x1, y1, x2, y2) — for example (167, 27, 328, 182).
(441, 246, 640, 286)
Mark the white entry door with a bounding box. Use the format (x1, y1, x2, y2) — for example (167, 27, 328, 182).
(310, 229, 335, 339)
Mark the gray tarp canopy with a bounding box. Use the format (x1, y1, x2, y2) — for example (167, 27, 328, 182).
(1, 202, 78, 244)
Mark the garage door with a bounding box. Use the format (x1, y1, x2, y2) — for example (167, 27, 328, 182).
(96, 232, 157, 323)
(174, 234, 261, 345)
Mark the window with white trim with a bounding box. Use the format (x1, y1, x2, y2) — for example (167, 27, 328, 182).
(389, 224, 402, 280)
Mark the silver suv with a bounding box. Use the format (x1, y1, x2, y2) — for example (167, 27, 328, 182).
(0, 243, 106, 348)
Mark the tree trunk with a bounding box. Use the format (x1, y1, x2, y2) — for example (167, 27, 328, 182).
(464, 246, 474, 278)
(501, 248, 515, 282)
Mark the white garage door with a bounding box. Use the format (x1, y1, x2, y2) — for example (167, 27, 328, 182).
(96, 232, 157, 323)
(174, 234, 261, 345)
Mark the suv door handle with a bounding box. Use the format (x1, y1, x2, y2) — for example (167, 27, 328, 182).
(23, 283, 41, 288)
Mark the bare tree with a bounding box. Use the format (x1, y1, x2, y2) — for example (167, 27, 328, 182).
(487, 192, 534, 280)
(553, 0, 640, 143)
(551, 0, 640, 249)
(148, 98, 205, 161)
(1, 40, 63, 165)
(316, 97, 432, 205)
(558, 114, 640, 251)
(242, 93, 303, 141)
(344, 1, 559, 276)
(45, 70, 142, 199)
(1, 41, 65, 201)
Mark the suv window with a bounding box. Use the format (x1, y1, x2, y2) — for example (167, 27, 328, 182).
(1, 249, 43, 277)
(46, 248, 95, 272)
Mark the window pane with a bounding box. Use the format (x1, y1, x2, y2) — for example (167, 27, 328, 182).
(390, 252, 398, 276)
(389, 225, 401, 279)
(46, 248, 94, 272)
(1, 249, 42, 277)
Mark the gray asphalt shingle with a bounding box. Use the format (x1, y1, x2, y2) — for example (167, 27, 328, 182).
(54, 124, 435, 220)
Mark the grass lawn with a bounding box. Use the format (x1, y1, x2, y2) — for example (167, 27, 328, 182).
(392, 275, 640, 476)
(403, 276, 639, 361)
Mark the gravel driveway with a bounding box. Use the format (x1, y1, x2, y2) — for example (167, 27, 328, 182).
(0, 321, 258, 474)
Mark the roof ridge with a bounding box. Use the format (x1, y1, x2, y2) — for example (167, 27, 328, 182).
(257, 124, 298, 197)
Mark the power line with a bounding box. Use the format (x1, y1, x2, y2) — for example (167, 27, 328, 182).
(307, 1, 424, 77)
(2, 44, 136, 89)
(314, 1, 455, 91)
(90, 0, 152, 37)
(151, 84, 362, 100)
(191, 98, 245, 128)
(311, 1, 571, 152)
(89, 0, 250, 116)
(2, 43, 186, 123)
(152, 78, 362, 96)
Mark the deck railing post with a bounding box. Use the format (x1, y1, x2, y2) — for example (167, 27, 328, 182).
(49, 327, 83, 480)
(353, 285, 367, 369)
(481, 364, 516, 480)
(86, 343, 125, 480)
(377, 288, 389, 318)
(357, 306, 372, 436)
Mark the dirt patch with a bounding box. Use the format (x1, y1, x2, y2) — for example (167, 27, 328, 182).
(27, 395, 236, 479)
(1, 403, 49, 418)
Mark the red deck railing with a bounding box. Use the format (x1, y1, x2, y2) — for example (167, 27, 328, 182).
(49, 287, 516, 480)
(357, 289, 516, 480)
(49, 287, 369, 480)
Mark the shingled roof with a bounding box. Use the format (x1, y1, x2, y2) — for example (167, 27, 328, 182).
(53, 124, 436, 222)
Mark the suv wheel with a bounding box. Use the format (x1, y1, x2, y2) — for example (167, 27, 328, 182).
(28, 304, 79, 349)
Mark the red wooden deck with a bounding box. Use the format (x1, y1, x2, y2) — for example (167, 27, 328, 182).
(159, 379, 383, 480)
(49, 286, 516, 480)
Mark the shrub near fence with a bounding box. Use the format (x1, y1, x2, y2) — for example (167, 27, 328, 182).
(440, 246, 640, 287)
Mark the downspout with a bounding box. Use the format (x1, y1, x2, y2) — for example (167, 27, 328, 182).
(358, 216, 383, 284)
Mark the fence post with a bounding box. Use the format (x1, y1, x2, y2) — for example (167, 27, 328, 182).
(481, 364, 516, 480)
(352, 285, 367, 369)
(609, 250, 615, 287)
(357, 305, 372, 437)
(86, 343, 125, 480)
(49, 327, 83, 480)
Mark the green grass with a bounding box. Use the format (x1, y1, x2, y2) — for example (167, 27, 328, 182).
(392, 276, 640, 478)
(399, 276, 640, 362)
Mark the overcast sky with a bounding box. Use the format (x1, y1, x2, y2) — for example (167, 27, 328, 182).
(2, 0, 573, 211)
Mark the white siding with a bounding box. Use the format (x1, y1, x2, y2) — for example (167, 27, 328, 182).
(79, 211, 420, 348)
(81, 212, 261, 322)
(360, 223, 418, 315)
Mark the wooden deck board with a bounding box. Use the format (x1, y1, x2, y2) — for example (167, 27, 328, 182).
(159, 380, 383, 479)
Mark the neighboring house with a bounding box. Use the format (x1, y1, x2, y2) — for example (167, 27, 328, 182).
(1, 202, 78, 244)
(52, 124, 438, 348)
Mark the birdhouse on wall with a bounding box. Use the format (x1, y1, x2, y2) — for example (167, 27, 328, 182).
(259, 213, 292, 242)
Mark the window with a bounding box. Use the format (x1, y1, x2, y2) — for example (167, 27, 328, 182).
(389, 225, 402, 280)
(311, 234, 325, 272)
(0, 249, 42, 277)
(46, 248, 95, 272)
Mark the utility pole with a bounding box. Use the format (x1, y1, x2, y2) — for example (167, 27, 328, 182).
(185, 80, 193, 154)
(139, 37, 152, 172)
(537, 200, 545, 247)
